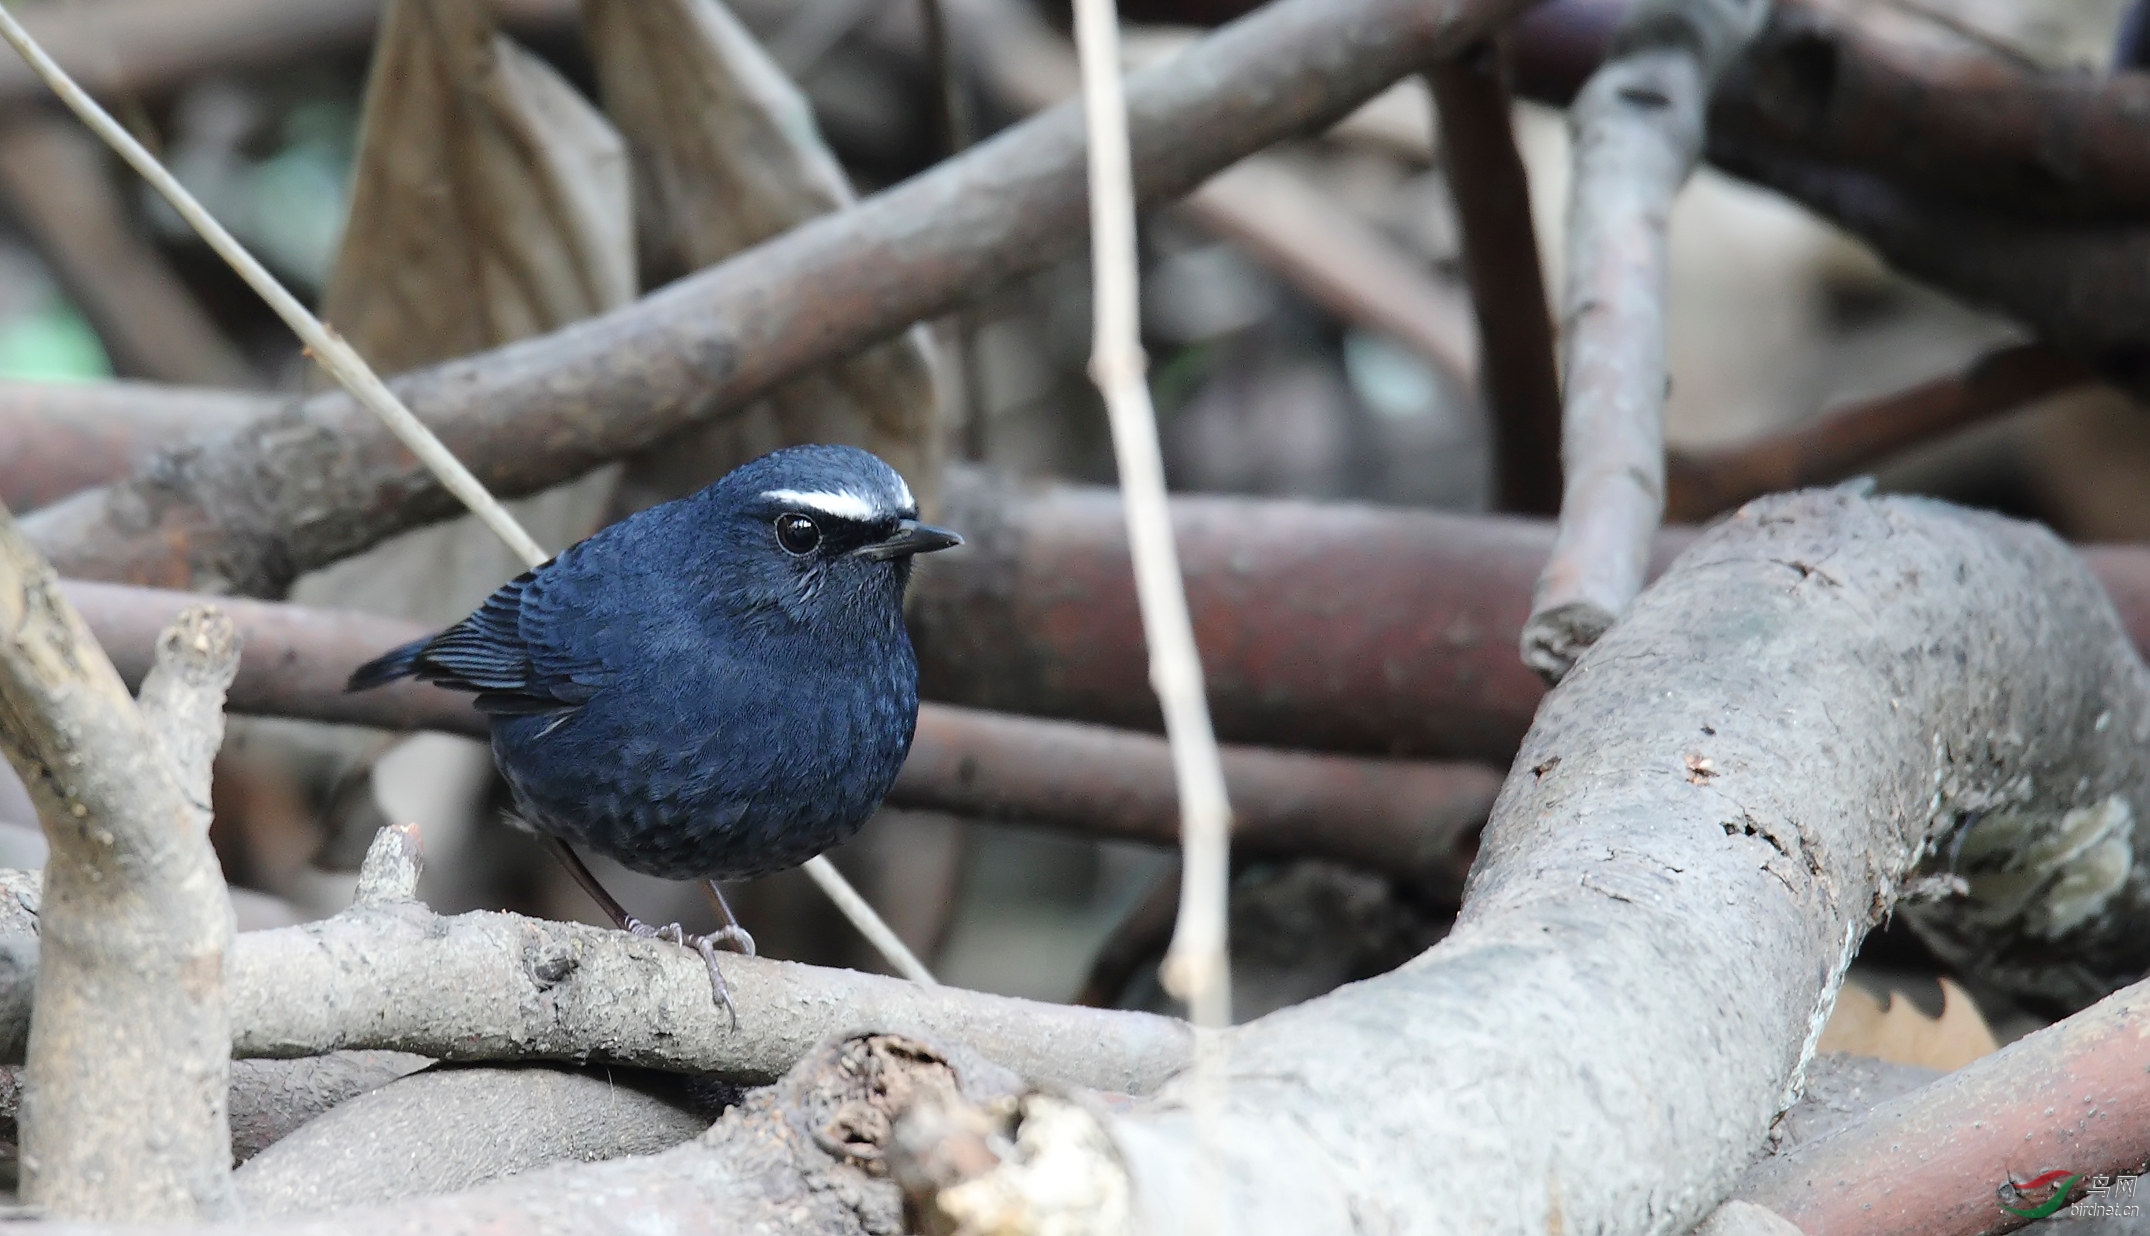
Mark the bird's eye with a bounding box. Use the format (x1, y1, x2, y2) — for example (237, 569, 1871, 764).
(774, 512, 821, 556)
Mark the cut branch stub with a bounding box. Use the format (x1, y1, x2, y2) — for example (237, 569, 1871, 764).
(0, 511, 238, 1221)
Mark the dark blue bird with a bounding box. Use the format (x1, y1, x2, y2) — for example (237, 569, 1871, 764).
(348, 445, 961, 1015)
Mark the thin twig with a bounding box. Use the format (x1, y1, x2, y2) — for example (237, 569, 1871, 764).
(1069, 0, 1232, 1032)
(800, 856, 937, 985)
(1664, 342, 2091, 522)
(0, 0, 930, 986)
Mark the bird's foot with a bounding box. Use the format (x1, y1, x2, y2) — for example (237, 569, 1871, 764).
(624, 917, 744, 1028)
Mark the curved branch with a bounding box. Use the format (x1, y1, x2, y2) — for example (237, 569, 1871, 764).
(901, 491, 2150, 1232)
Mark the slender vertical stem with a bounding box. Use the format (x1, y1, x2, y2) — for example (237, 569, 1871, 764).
(1068, 0, 1232, 1032)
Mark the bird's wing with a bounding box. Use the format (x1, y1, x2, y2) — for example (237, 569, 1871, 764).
(414, 568, 616, 716)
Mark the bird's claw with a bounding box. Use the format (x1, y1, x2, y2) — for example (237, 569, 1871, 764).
(625, 917, 744, 1028)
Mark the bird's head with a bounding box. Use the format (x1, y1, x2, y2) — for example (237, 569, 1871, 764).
(700, 445, 962, 634)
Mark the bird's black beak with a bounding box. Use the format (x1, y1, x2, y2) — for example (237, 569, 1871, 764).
(856, 518, 963, 561)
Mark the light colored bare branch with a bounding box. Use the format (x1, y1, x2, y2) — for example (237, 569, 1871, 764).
(0, 854, 1190, 1098)
(1520, 0, 1770, 682)
(1069, 0, 1232, 1034)
(0, 513, 237, 1220)
(894, 492, 2150, 1232)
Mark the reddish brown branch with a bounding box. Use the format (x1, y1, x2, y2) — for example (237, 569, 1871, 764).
(1664, 343, 2094, 522)
(1427, 42, 1564, 515)
(0, 382, 275, 513)
(1719, 0, 2150, 222)
(58, 577, 1496, 890)
(907, 704, 1494, 892)
(1727, 975, 2150, 1234)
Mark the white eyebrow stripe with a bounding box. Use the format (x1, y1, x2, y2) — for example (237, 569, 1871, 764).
(892, 473, 915, 510)
(761, 488, 883, 521)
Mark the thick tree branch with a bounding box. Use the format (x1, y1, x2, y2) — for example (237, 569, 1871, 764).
(7, 1033, 1005, 1236)
(18, 0, 1533, 597)
(1717, 0, 2150, 223)
(0, 383, 274, 515)
(0, 510, 239, 1221)
(0, 824, 1192, 1096)
(895, 490, 2150, 1232)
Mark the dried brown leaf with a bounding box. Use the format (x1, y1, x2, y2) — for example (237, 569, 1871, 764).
(1816, 977, 1999, 1072)
(324, 0, 634, 376)
(581, 0, 942, 512)
(302, 0, 636, 625)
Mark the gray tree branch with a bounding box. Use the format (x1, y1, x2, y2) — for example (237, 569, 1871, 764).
(1522, 0, 1769, 682)
(0, 507, 240, 1221)
(0, 826, 1189, 1096)
(895, 491, 2150, 1233)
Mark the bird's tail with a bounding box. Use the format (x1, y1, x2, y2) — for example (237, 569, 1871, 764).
(346, 637, 431, 692)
